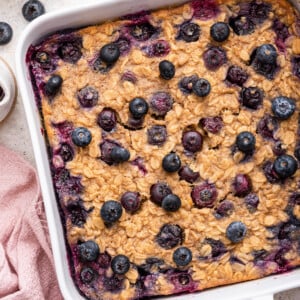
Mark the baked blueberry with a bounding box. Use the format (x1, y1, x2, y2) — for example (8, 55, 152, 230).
(100, 140, 121, 165)
(177, 21, 201, 42)
(210, 22, 230, 42)
(114, 37, 131, 55)
(244, 193, 259, 212)
(150, 182, 172, 206)
(192, 78, 211, 97)
(273, 154, 297, 179)
(162, 194, 181, 212)
(236, 131, 256, 153)
(178, 166, 200, 183)
(226, 221, 247, 243)
(100, 200, 123, 223)
(78, 240, 100, 262)
(246, 0, 271, 25)
(150, 92, 173, 118)
(142, 40, 170, 57)
(229, 16, 255, 36)
(22, 0, 45, 22)
(199, 116, 223, 134)
(110, 146, 130, 163)
(35, 51, 50, 64)
(191, 182, 217, 208)
(155, 224, 184, 249)
(273, 19, 290, 53)
(80, 267, 97, 284)
(147, 125, 167, 146)
(232, 174, 252, 197)
(178, 75, 199, 94)
(202, 238, 227, 259)
(71, 127, 92, 147)
(99, 252, 112, 269)
(203, 46, 227, 71)
(226, 66, 248, 86)
(77, 86, 98, 108)
(271, 96, 295, 120)
(100, 43, 120, 64)
(44, 75, 63, 97)
(58, 40, 82, 64)
(58, 143, 74, 162)
(162, 152, 181, 172)
(173, 247, 192, 266)
(159, 60, 175, 80)
(97, 108, 117, 131)
(292, 56, 300, 80)
(129, 22, 157, 41)
(111, 255, 130, 275)
(215, 200, 234, 218)
(66, 201, 89, 227)
(182, 130, 203, 153)
(263, 161, 280, 183)
(92, 57, 113, 73)
(120, 191, 141, 213)
(256, 114, 279, 140)
(129, 97, 149, 119)
(240, 87, 264, 110)
(0, 22, 13, 45)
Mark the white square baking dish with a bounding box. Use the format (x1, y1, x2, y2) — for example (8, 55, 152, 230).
(15, 0, 300, 299)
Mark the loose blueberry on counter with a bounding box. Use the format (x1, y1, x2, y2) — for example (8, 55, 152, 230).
(226, 221, 247, 243)
(178, 166, 200, 183)
(232, 174, 252, 197)
(77, 86, 98, 108)
(129, 97, 149, 119)
(215, 200, 234, 218)
(177, 21, 201, 42)
(0, 22, 13, 45)
(226, 65, 248, 86)
(256, 114, 279, 140)
(210, 22, 230, 42)
(155, 224, 184, 249)
(244, 193, 259, 213)
(147, 125, 167, 146)
(203, 46, 227, 71)
(236, 131, 256, 153)
(58, 143, 74, 162)
(229, 16, 255, 36)
(182, 130, 203, 153)
(100, 43, 120, 64)
(150, 92, 173, 118)
(193, 78, 211, 97)
(58, 40, 82, 64)
(111, 255, 130, 275)
(100, 200, 123, 223)
(162, 152, 181, 172)
(292, 56, 300, 80)
(162, 194, 181, 212)
(173, 247, 192, 266)
(80, 267, 97, 284)
(240, 87, 264, 110)
(129, 22, 157, 41)
(178, 75, 199, 94)
(150, 182, 172, 206)
(191, 182, 217, 208)
(44, 75, 63, 97)
(97, 108, 117, 131)
(22, 0, 45, 22)
(273, 154, 297, 179)
(120, 191, 141, 213)
(110, 146, 130, 163)
(159, 60, 175, 80)
(199, 116, 223, 134)
(271, 96, 295, 120)
(142, 40, 171, 57)
(78, 240, 100, 262)
(71, 127, 92, 147)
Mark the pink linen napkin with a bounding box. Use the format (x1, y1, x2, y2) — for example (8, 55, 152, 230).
(0, 145, 63, 300)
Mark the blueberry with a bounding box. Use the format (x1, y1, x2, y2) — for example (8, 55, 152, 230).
(100, 200, 123, 223)
(99, 252, 112, 269)
(34, 51, 54, 70)
(226, 221, 247, 243)
(210, 22, 230, 42)
(232, 174, 252, 197)
(111, 255, 130, 275)
(271, 96, 295, 120)
(236, 131, 256, 153)
(215, 200, 234, 218)
(80, 267, 97, 284)
(142, 40, 170, 57)
(273, 154, 297, 179)
(202, 238, 227, 259)
(77, 86, 98, 108)
(92, 57, 113, 73)
(114, 37, 131, 55)
(191, 0, 219, 20)
(256, 114, 279, 140)
(110, 146, 130, 163)
(44, 75, 63, 97)
(97, 108, 117, 131)
(66, 201, 89, 227)
(191, 182, 217, 208)
(272, 140, 287, 156)
(262, 161, 280, 183)
(240, 87, 264, 110)
(58, 143, 74, 162)
(292, 56, 300, 80)
(100, 43, 120, 64)
(177, 21, 201, 42)
(78, 240, 99, 262)
(173, 247, 192, 266)
(71, 127, 92, 147)
(182, 130, 203, 153)
(199, 116, 223, 134)
(150, 182, 172, 206)
(129, 22, 157, 41)
(273, 19, 290, 53)
(178, 75, 199, 95)
(246, 1, 271, 25)
(162, 152, 181, 172)
(147, 125, 167, 146)
(121, 70, 137, 83)
(155, 224, 184, 249)
(150, 92, 173, 118)
(103, 275, 124, 292)
(22, 0, 45, 22)
(120, 191, 141, 213)
(58, 40, 82, 64)
(229, 16, 255, 36)
(178, 166, 200, 183)
(244, 193, 259, 212)
(129, 97, 149, 119)
(100, 140, 120, 165)
(226, 65, 248, 86)
(192, 78, 211, 97)
(127, 116, 144, 129)
(0, 22, 12, 45)
(203, 46, 227, 71)
(159, 60, 175, 80)
(162, 194, 181, 212)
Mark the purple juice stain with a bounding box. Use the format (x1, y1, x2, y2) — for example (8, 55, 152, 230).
(191, 0, 220, 20)
(167, 269, 198, 293)
(121, 70, 137, 83)
(131, 156, 147, 175)
(52, 121, 74, 142)
(114, 36, 131, 55)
